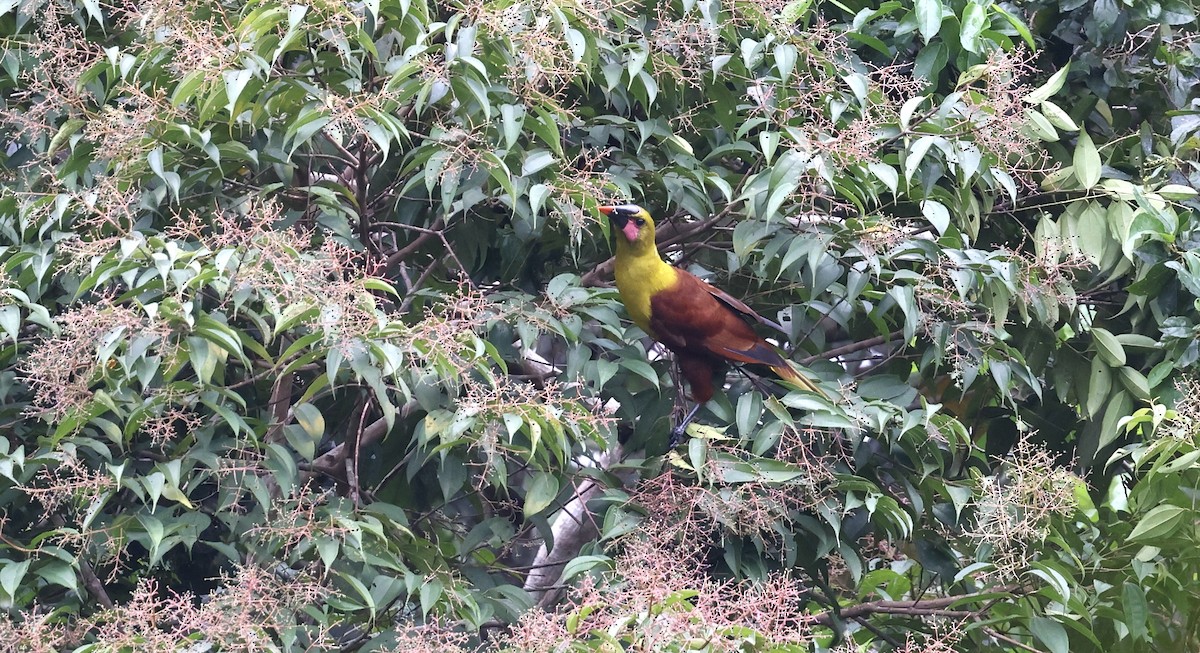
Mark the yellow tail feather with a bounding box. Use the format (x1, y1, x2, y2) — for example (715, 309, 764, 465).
(772, 362, 827, 399)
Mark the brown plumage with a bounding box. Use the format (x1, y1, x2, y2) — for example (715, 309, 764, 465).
(600, 203, 822, 445)
(646, 271, 811, 403)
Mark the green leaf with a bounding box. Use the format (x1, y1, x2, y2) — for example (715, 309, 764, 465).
(160, 484, 194, 509)
(1116, 367, 1151, 401)
(903, 135, 938, 185)
(1127, 504, 1187, 541)
(338, 571, 377, 620)
(530, 106, 564, 156)
(959, 2, 987, 54)
(1091, 327, 1125, 366)
(619, 358, 660, 388)
(914, 41, 948, 79)
(524, 472, 559, 517)
(921, 199, 950, 234)
(1115, 334, 1159, 349)
(1025, 108, 1059, 141)
(559, 555, 612, 582)
(362, 277, 399, 297)
(138, 513, 166, 566)
(763, 149, 809, 220)
(143, 472, 166, 512)
(888, 285, 920, 341)
(868, 162, 899, 194)
(79, 0, 103, 23)
(992, 3, 1034, 48)
(1029, 617, 1069, 653)
(186, 336, 223, 385)
(1072, 478, 1098, 522)
(317, 536, 340, 570)
(1073, 131, 1101, 189)
(1097, 391, 1132, 451)
(778, 0, 813, 24)
(1086, 357, 1111, 419)
(0, 559, 29, 599)
(194, 315, 247, 364)
(529, 183, 551, 216)
(35, 561, 79, 593)
(914, 0, 943, 42)
(0, 305, 18, 343)
(500, 104, 525, 149)
(1027, 564, 1070, 603)
(899, 95, 927, 131)
(563, 27, 586, 62)
(1040, 100, 1078, 131)
(759, 130, 780, 164)
(285, 403, 325, 461)
(1157, 184, 1198, 200)
(1122, 582, 1149, 641)
(521, 150, 556, 177)
(47, 118, 85, 156)
(222, 69, 254, 117)
(285, 107, 332, 156)
(1024, 64, 1070, 104)
(774, 43, 797, 82)
(419, 577, 444, 615)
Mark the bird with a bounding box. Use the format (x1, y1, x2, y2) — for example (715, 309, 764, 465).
(599, 203, 824, 447)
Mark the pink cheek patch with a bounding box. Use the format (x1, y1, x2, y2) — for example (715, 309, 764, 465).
(622, 221, 640, 242)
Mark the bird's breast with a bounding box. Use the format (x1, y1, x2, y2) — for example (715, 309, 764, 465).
(614, 256, 678, 336)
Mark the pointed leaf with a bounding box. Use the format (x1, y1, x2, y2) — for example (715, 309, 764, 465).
(1074, 131, 1101, 189)
(915, 0, 943, 42)
(1127, 504, 1187, 541)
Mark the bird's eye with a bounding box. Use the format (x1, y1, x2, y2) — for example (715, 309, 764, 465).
(635, 218, 646, 226)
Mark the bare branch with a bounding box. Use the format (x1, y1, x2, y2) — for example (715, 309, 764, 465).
(811, 589, 1019, 627)
(801, 329, 905, 366)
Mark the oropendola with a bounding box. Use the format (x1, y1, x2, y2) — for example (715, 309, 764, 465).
(599, 203, 823, 446)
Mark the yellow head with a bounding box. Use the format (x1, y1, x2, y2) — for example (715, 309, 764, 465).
(599, 204, 656, 255)
(598, 203, 674, 332)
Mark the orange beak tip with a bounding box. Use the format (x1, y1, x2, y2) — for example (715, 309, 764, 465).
(598, 206, 614, 215)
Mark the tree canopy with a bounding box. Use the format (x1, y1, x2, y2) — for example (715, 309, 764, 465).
(1, 0, 1199, 650)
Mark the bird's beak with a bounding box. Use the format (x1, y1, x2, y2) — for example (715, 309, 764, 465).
(599, 206, 640, 243)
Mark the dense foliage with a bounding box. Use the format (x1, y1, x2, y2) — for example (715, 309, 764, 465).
(0, 0, 1198, 650)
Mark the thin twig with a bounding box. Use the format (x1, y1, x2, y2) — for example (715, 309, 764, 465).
(810, 591, 1002, 627)
(397, 258, 439, 314)
(49, 515, 114, 609)
(580, 204, 739, 286)
(348, 394, 372, 506)
(378, 216, 444, 277)
(801, 330, 905, 366)
(321, 130, 358, 170)
(982, 626, 1042, 652)
(385, 222, 476, 290)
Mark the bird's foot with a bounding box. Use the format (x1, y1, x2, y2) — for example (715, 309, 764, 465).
(668, 425, 687, 449)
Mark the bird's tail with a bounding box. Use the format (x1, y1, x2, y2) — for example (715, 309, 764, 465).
(771, 362, 828, 399)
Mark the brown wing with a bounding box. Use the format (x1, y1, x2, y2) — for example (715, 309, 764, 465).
(648, 270, 790, 370)
(704, 283, 788, 334)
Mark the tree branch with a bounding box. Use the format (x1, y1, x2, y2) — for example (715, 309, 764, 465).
(800, 330, 905, 366)
(381, 218, 444, 276)
(580, 208, 735, 287)
(811, 589, 1020, 627)
(50, 515, 114, 609)
(380, 221, 476, 290)
(523, 444, 626, 608)
(302, 399, 419, 484)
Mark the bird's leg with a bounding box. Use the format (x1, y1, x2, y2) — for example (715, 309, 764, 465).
(669, 402, 704, 448)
